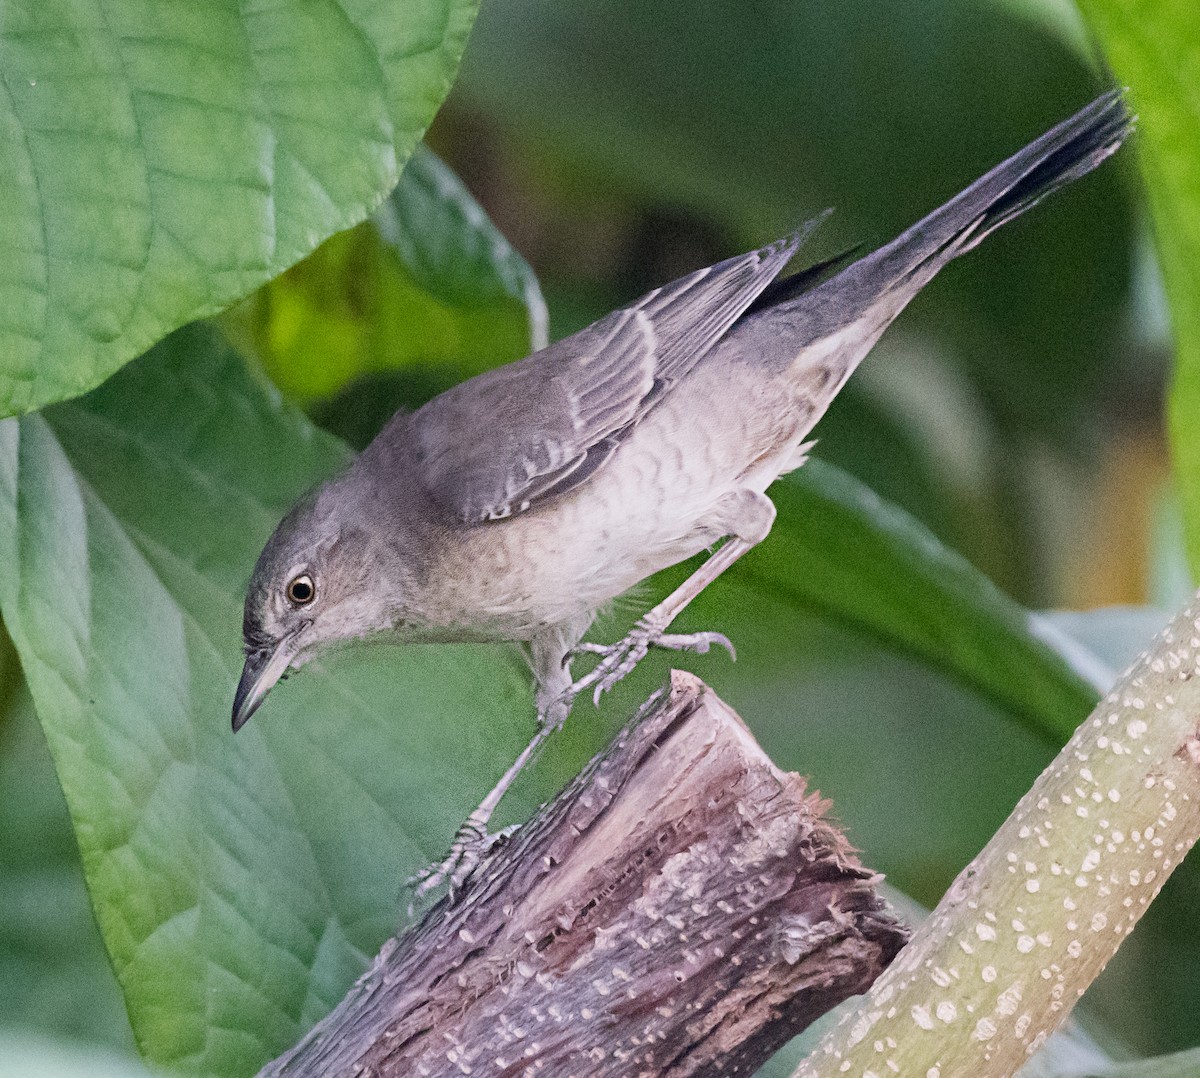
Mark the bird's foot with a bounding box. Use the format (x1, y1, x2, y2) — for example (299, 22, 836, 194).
(567, 617, 735, 705)
(404, 810, 517, 917)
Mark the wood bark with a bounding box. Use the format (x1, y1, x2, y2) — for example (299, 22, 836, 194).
(258, 672, 909, 1078)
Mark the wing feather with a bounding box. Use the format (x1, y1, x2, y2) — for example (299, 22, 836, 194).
(412, 216, 827, 523)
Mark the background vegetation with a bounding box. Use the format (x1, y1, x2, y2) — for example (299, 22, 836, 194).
(0, 0, 1196, 1075)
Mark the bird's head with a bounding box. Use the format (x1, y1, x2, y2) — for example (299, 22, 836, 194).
(232, 485, 380, 731)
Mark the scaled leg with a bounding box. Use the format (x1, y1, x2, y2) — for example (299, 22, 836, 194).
(405, 612, 594, 908)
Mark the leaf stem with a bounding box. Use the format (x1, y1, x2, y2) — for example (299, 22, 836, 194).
(794, 593, 1200, 1077)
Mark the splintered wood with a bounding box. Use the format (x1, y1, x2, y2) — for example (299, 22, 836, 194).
(259, 672, 908, 1078)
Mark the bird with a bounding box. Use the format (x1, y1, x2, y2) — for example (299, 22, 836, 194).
(234, 91, 1132, 899)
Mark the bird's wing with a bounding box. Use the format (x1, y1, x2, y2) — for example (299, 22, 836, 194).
(411, 219, 825, 523)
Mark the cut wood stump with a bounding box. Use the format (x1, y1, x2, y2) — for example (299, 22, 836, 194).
(258, 672, 909, 1078)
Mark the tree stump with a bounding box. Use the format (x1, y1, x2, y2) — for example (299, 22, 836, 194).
(258, 672, 908, 1078)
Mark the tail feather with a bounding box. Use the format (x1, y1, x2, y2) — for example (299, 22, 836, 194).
(745, 243, 863, 313)
(724, 90, 1132, 453)
(795, 90, 1134, 327)
(950, 89, 1133, 257)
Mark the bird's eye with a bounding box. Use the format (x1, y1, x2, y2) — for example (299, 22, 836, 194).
(286, 574, 315, 606)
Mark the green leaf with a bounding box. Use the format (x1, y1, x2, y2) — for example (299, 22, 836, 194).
(0, 0, 480, 417)
(227, 145, 547, 417)
(376, 145, 548, 336)
(758, 462, 1102, 741)
(0, 687, 142, 1056)
(594, 462, 1102, 765)
(1071, 0, 1200, 577)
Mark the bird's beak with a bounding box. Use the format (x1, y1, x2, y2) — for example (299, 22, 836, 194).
(232, 641, 296, 732)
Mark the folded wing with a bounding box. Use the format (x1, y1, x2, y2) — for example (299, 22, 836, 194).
(412, 218, 825, 522)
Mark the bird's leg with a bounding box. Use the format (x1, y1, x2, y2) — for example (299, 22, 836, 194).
(567, 489, 775, 705)
(566, 539, 748, 703)
(405, 614, 593, 910)
(529, 613, 595, 730)
(407, 721, 553, 909)
(408, 484, 768, 906)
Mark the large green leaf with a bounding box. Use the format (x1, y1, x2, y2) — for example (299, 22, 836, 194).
(757, 462, 1101, 740)
(0, 327, 1101, 1073)
(1070, 0, 1200, 576)
(0, 686, 143, 1059)
(0, 0, 479, 417)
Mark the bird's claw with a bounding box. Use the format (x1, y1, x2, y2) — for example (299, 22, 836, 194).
(404, 811, 516, 918)
(566, 621, 735, 706)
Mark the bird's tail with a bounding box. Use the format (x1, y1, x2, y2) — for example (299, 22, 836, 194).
(816, 90, 1133, 325)
(727, 91, 1131, 476)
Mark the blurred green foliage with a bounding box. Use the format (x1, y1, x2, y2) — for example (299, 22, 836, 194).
(0, 0, 1196, 1076)
(224, 145, 547, 412)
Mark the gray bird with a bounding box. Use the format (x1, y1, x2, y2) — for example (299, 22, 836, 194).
(234, 92, 1131, 895)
